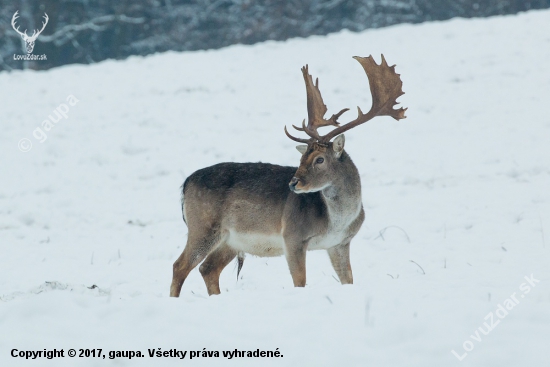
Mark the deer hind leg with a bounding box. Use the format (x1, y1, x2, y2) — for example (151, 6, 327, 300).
(327, 242, 353, 284)
(170, 229, 227, 297)
(199, 243, 237, 296)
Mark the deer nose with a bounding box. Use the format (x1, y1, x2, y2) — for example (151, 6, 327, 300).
(289, 177, 300, 190)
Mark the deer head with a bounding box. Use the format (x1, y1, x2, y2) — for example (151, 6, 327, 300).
(289, 134, 347, 193)
(287, 55, 407, 193)
(11, 11, 49, 54)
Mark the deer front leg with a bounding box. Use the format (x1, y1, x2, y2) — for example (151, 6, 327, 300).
(327, 242, 353, 284)
(283, 239, 308, 287)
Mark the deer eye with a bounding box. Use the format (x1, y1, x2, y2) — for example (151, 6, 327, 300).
(316, 157, 324, 164)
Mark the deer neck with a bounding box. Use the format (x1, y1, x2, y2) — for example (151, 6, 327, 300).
(320, 152, 362, 227)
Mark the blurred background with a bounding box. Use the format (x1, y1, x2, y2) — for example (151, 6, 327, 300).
(1, 0, 549, 71)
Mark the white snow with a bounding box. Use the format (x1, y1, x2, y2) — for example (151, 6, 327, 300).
(2, 9, 550, 367)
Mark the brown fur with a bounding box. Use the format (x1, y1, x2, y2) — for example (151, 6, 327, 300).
(171, 55, 406, 296)
(170, 138, 364, 296)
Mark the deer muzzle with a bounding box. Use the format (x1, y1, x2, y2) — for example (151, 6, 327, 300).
(289, 177, 300, 192)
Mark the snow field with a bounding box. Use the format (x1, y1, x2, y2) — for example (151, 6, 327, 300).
(1, 9, 550, 367)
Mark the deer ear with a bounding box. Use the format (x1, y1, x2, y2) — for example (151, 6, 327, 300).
(332, 134, 345, 157)
(296, 145, 308, 154)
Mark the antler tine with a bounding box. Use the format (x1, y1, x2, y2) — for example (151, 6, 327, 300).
(292, 120, 305, 132)
(301, 118, 322, 141)
(320, 54, 406, 143)
(328, 107, 351, 124)
(284, 125, 311, 144)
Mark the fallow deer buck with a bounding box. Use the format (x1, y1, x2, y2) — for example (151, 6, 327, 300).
(170, 54, 406, 297)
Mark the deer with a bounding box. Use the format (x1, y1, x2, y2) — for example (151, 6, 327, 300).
(170, 54, 406, 297)
(11, 11, 49, 54)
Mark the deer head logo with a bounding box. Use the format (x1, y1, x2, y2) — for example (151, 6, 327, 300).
(11, 10, 49, 54)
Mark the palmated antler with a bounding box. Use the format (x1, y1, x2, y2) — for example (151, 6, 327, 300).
(285, 54, 407, 144)
(284, 65, 349, 144)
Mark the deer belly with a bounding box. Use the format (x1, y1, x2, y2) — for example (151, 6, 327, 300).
(308, 231, 348, 250)
(226, 230, 285, 257)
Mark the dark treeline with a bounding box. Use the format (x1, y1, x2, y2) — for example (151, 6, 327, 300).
(1, 0, 548, 71)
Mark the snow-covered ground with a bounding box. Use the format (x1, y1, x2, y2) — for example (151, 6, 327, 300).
(2, 9, 550, 367)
